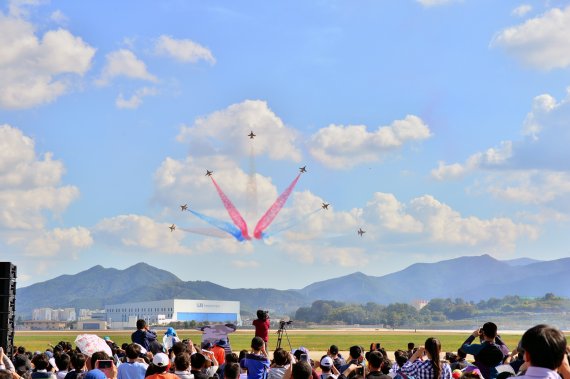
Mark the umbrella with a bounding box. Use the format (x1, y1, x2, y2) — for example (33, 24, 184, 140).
(74, 334, 112, 356)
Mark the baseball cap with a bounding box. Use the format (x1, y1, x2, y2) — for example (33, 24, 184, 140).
(320, 356, 333, 368)
(153, 353, 170, 367)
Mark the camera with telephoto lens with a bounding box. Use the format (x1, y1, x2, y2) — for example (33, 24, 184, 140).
(279, 320, 293, 328)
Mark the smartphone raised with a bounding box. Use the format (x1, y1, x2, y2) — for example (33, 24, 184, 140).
(300, 353, 308, 362)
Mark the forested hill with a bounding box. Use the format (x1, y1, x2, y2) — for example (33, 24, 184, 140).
(16, 255, 570, 318)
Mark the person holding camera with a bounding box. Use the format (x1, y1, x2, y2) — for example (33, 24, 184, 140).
(131, 320, 157, 353)
(400, 337, 451, 379)
(253, 311, 270, 352)
(460, 323, 505, 379)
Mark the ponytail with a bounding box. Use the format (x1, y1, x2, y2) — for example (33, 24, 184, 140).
(424, 337, 442, 379)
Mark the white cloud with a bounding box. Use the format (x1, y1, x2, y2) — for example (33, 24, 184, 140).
(0, 12, 95, 109)
(512, 4, 532, 17)
(364, 193, 423, 233)
(310, 115, 431, 169)
(177, 100, 302, 162)
(416, 0, 460, 7)
(0, 125, 79, 229)
(24, 227, 93, 257)
(154, 35, 215, 64)
(93, 214, 193, 255)
(431, 141, 513, 180)
(50, 10, 68, 24)
(116, 87, 157, 109)
(97, 49, 157, 86)
(486, 171, 570, 205)
(492, 6, 570, 70)
(408, 194, 538, 252)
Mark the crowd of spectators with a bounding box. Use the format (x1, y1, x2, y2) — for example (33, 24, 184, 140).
(0, 321, 568, 379)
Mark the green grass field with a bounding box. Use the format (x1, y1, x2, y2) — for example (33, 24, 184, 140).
(14, 329, 529, 355)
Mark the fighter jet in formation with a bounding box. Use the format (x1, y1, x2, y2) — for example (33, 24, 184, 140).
(205, 170, 213, 176)
(180, 204, 188, 211)
(169, 224, 176, 232)
(357, 228, 366, 237)
(248, 131, 256, 139)
(322, 203, 329, 210)
(299, 166, 307, 173)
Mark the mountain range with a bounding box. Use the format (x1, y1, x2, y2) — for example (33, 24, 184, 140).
(15, 254, 569, 318)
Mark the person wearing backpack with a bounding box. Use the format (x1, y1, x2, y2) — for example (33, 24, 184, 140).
(460, 323, 505, 379)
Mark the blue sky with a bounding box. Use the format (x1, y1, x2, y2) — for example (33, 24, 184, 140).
(2, 0, 570, 290)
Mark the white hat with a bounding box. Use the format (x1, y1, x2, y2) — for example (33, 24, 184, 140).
(153, 353, 170, 367)
(320, 356, 333, 368)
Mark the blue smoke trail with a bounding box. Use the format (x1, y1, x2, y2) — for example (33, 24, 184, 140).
(188, 209, 245, 242)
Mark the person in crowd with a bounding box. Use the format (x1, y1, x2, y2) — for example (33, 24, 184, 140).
(224, 364, 240, 379)
(117, 344, 148, 379)
(449, 350, 470, 371)
(172, 353, 191, 379)
(162, 329, 180, 355)
(515, 324, 569, 379)
(291, 362, 312, 379)
(268, 349, 291, 379)
(145, 354, 177, 379)
(131, 320, 157, 352)
(55, 354, 70, 379)
(501, 343, 524, 375)
(460, 323, 505, 379)
(318, 357, 338, 379)
(406, 345, 415, 359)
(13, 347, 32, 376)
(218, 353, 239, 379)
(189, 354, 209, 379)
(325, 347, 345, 372)
(31, 354, 56, 379)
(212, 342, 227, 367)
(252, 311, 270, 352)
(400, 338, 451, 379)
(390, 350, 409, 379)
(87, 351, 116, 379)
(64, 353, 86, 379)
(240, 337, 269, 379)
(339, 347, 363, 373)
(198, 343, 219, 378)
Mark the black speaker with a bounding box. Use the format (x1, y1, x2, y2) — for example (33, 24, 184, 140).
(0, 262, 16, 358)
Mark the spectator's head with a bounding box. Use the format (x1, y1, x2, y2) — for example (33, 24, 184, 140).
(292, 361, 312, 379)
(225, 353, 239, 364)
(424, 338, 442, 379)
(174, 352, 191, 371)
(70, 353, 86, 371)
(126, 344, 142, 360)
(238, 350, 248, 362)
(151, 353, 170, 374)
(381, 358, 392, 375)
(251, 337, 264, 352)
(191, 353, 207, 370)
(55, 353, 70, 371)
(521, 324, 567, 370)
(0, 369, 12, 379)
(367, 351, 383, 371)
(273, 348, 290, 366)
(32, 353, 50, 371)
(224, 363, 240, 379)
(17, 346, 26, 355)
(349, 345, 362, 360)
(172, 341, 187, 357)
(394, 350, 408, 368)
(90, 351, 110, 370)
(329, 345, 339, 356)
(320, 357, 333, 373)
(457, 349, 466, 359)
(481, 322, 498, 339)
(136, 319, 146, 330)
(407, 343, 415, 351)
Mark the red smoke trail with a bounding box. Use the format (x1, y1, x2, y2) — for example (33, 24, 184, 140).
(253, 173, 301, 239)
(210, 176, 251, 240)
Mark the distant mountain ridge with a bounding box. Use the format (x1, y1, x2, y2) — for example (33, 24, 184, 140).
(16, 255, 570, 318)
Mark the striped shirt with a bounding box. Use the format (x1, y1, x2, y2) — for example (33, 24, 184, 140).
(401, 360, 451, 379)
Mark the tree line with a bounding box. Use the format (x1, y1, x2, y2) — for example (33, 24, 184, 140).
(293, 293, 570, 327)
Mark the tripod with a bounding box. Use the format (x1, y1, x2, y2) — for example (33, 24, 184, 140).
(275, 321, 292, 351)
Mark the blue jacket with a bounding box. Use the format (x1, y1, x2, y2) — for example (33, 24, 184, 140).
(240, 353, 270, 379)
(131, 328, 157, 351)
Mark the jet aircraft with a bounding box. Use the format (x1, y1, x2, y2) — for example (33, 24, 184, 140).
(205, 170, 213, 176)
(322, 203, 329, 210)
(169, 224, 176, 232)
(299, 166, 307, 173)
(180, 204, 188, 211)
(357, 228, 366, 237)
(248, 131, 256, 139)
